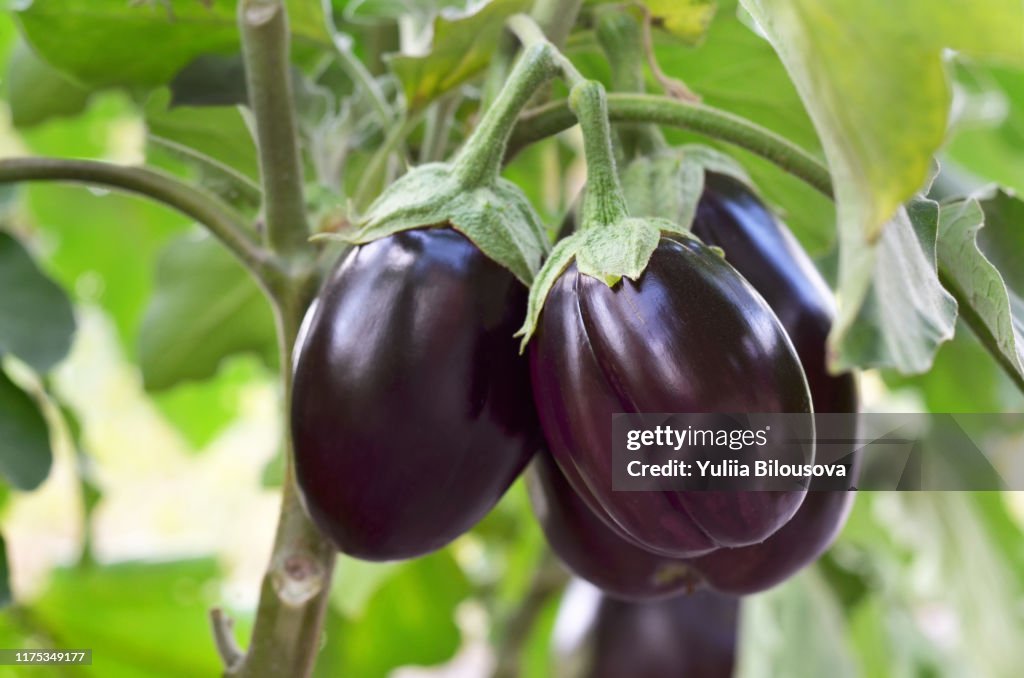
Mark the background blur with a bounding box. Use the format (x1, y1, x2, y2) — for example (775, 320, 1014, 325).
(2, 1, 1024, 676)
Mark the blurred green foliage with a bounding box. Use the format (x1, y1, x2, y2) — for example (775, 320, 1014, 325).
(0, 1, 1023, 677)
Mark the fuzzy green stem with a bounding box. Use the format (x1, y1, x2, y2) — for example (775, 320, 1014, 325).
(451, 41, 562, 187)
(594, 8, 667, 159)
(240, 0, 314, 262)
(233, 2, 334, 677)
(0, 157, 269, 277)
(570, 81, 630, 228)
(508, 93, 834, 198)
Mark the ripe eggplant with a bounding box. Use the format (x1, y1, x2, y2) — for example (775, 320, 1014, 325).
(686, 171, 860, 593)
(688, 485, 854, 594)
(553, 580, 738, 678)
(691, 172, 857, 417)
(527, 450, 696, 600)
(291, 228, 539, 561)
(529, 235, 813, 558)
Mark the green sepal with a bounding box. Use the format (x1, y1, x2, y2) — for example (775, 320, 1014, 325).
(620, 144, 753, 231)
(516, 232, 583, 351)
(516, 216, 699, 349)
(317, 163, 549, 286)
(575, 217, 663, 285)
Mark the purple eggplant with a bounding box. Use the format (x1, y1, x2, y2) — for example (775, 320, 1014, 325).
(291, 228, 539, 561)
(554, 580, 738, 678)
(529, 235, 813, 558)
(692, 172, 857, 418)
(684, 172, 860, 593)
(527, 450, 696, 600)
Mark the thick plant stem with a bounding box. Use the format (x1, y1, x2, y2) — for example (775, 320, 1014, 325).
(240, 0, 313, 262)
(570, 82, 630, 228)
(482, 0, 583, 109)
(230, 2, 333, 677)
(451, 42, 562, 187)
(226, 279, 335, 678)
(0, 158, 269, 277)
(508, 93, 835, 198)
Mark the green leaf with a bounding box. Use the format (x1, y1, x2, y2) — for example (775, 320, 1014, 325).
(829, 198, 957, 373)
(935, 193, 1024, 390)
(33, 559, 231, 677)
(344, 162, 549, 285)
(641, 0, 718, 45)
(317, 551, 470, 678)
(0, 230, 76, 373)
(516, 232, 583, 349)
(620, 144, 751, 230)
(884, 319, 1024, 413)
(144, 88, 261, 183)
(640, 3, 832, 253)
(5, 37, 90, 128)
(138, 232, 277, 392)
(0, 366, 52, 491)
(14, 0, 331, 89)
(738, 0, 1024, 373)
(388, 0, 531, 112)
(0, 533, 11, 609)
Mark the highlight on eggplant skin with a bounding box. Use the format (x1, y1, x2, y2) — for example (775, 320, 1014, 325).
(291, 228, 540, 561)
(526, 450, 697, 601)
(684, 171, 860, 594)
(529, 235, 814, 558)
(553, 579, 739, 678)
(692, 171, 858, 419)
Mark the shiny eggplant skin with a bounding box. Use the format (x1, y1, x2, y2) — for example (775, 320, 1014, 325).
(291, 228, 539, 561)
(692, 172, 857, 418)
(529, 236, 813, 557)
(554, 580, 738, 678)
(527, 450, 695, 600)
(688, 483, 854, 594)
(687, 172, 859, 593)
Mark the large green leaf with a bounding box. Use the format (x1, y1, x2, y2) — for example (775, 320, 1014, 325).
(642, 3, 833, 253)
(0, 366, 52, 491)
(936, 192, 1024, 390)
(315, 551, 470, 678)
(388, 0, 531, 112)
(739, 0, 1024, 372)
(144, 91, 260, 184)
(14, 0, 331, 89)
(884, 319, 1024, 413)
(32, 559, 232, 677)
(0, 230, 75, 374)
(5, 37, 91, 128)
(138, 232, 277, 391)
(829, 198, 957, 373)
